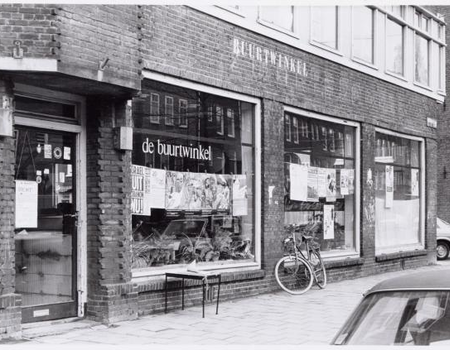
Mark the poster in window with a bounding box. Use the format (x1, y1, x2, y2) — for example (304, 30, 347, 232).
(166, 171, 188, 210)
(411, 168, 419, 197)
(385, 165, 394, 208)
(340, 169, 355, 195)
(15, 180, 38, 228)
(149, 168, 166, 208)
(317, 168, 328, 198)
(307, 166, 319, 201)
(325, 168, 337, 201)
(214, 175, 231, 212)
(323, 204, 335, 240)
(131, 165, 151, 215)
(289, 163, 308, 201)
(232, 174, 248, 216)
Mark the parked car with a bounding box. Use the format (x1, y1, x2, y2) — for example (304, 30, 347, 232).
(331, 269, 450, 346)
(437, 218, 450, 260)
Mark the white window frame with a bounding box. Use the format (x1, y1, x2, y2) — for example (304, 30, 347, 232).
(292, 116, 299, 144)
(258, 5, 298, 38)
(226, 108, 235, 138)
(216, 106, 224, 135)
(164, 95, 174, 125)
(285, 114, 291, 142)
(374, 128, 425, 256)
(137, 70, 262, 279)
(150, 93, 160, 124)
(413, 32, 431, 88)
(179, 98, 188, 128)
(351, 6, 376, 68)
(284, 105, 361, 260)
(385, 16, 406, 79)
(310, 5, 341, 55)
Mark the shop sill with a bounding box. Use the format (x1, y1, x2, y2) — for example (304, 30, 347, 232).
(375, 250, 428, 262)
(135, 269, 265, 293)
(324, 257, 365, 269)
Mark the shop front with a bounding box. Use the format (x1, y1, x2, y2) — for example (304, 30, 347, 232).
(11, 84, 87, 323)
(130, 74, 261, 279)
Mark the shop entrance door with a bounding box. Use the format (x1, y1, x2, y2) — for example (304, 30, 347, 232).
(14, 126, 78, 323)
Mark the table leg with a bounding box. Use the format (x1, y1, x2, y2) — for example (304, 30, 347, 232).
(216, 275, 221, 315)
(202, 278, 205, 318)
(164, 274, 168, 313)
(181, 278, 185, 310)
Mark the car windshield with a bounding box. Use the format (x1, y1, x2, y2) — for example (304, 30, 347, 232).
(333, 291, 450, 345)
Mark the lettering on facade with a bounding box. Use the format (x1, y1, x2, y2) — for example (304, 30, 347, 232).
(142, 138, 212, 161)
(232, 38, 308, 77)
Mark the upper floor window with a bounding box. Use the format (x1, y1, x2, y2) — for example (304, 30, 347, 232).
(385, 5, 405, 19)
(352, 6, 374, 64)
(311, 6, 338, 50)
(415, 34, 429, 86)
(259, 6, 294, 33)
(164, 96, 174, 125)
(150, 93, 160, 124)
(179, 99, 188, 128)
(386, 18, 404, 76)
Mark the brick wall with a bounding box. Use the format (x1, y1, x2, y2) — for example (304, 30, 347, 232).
(432, 6, 450, 223)
(0, 78, 21, 338)
(55, 5, 141, 90)
(0, 3, 57, 59)
(85, 97, 138, 323)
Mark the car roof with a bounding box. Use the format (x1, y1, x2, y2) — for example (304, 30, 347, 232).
(365, 269, 450, 296)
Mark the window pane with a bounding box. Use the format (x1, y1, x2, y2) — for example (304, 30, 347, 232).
(353, 6, 373, 63)
(131, 81, 256, 270)
(312, 6, 338, 49)
(284, 113, 356, 256)
(375, 133, 422, 253)
(260, 6, 294, 32)
(415, 34, 429, 85)
(386, 19, 404, 75)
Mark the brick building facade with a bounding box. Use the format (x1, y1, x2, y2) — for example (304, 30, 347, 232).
(0, 4, 444, 339)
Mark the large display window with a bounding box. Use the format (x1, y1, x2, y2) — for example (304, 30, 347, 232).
(374, 130, 424, 254)
(283, 109, 359, 257)
(131, 79, 258, 273)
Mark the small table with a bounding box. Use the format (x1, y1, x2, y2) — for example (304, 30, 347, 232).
(164, 271, 221, 318)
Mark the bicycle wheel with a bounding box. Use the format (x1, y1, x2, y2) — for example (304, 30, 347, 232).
(275, 256, 313, 295)
(309, 249, 327, 289)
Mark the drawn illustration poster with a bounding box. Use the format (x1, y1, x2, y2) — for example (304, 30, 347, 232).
(149, 168, 166, 208)
(232, 174, 248, 216)
(317, 168, 328, 198)
(325, 168, 337, 201)
(307, 166, 319, 201)
(165, 171, 187, 210)
(340, 169, 350, 195)
(385, 165, 394, 208)
(323, 204, 335, 240)
(289, 163, 308, 201)
(15, 180, 38, 228)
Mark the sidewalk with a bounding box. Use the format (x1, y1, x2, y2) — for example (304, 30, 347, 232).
(9, 261, 450, 347)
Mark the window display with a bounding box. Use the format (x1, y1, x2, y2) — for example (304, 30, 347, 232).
(374, 132, 423, 253)
(284, 112, 357, 256)
(131, 80, 255, 270)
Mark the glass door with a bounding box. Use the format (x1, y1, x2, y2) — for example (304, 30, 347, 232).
(14, 126, 78, 323)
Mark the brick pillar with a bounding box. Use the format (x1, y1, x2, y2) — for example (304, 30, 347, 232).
(360, 124, 376, 263)
(85, 97, 137, 323)
(261, 99, 285, 283)
(0, 77, 22, 339)
(426, 138, 438, 263)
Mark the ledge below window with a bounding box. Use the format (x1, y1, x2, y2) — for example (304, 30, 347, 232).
(135, 269, 265, 293)
(375, 250, 428, 262)
(324, 257, 365, 269)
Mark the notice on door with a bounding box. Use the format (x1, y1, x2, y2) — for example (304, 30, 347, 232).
(15, 180, 38, 228)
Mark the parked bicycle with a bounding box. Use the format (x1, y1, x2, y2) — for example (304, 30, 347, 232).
(275, 224, 327, 294)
